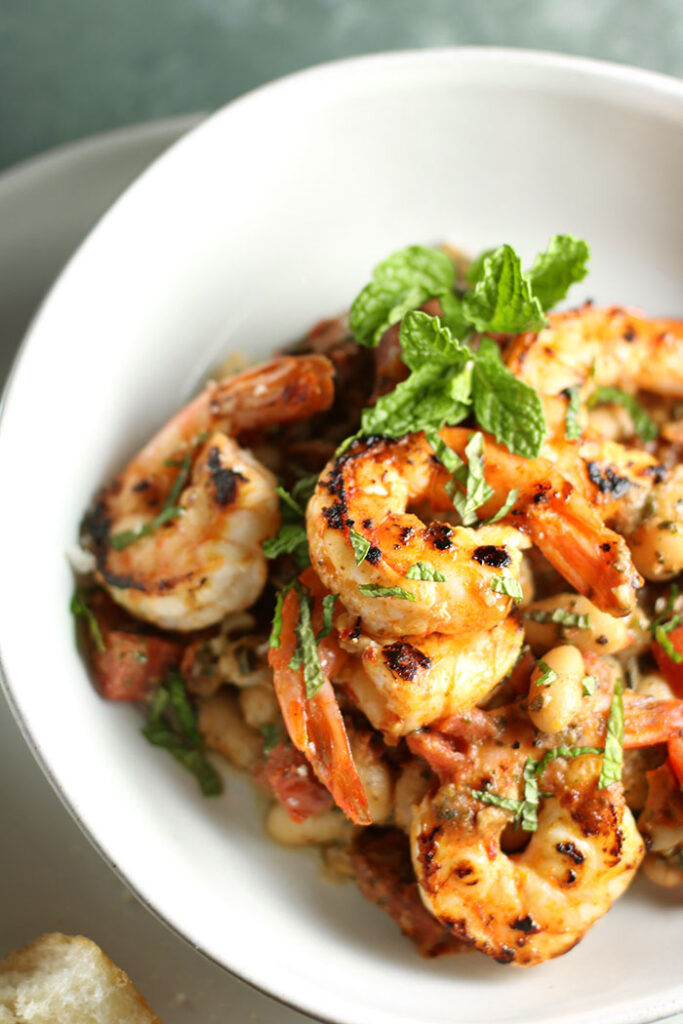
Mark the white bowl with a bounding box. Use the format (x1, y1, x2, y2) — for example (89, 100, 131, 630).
(1, 49, 682, 1024)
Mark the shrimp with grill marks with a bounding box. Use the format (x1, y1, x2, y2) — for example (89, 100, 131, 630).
(408, 697, 644, 966)
(335, 609, 524, 739)
(307, 430, 642, 638)
(504, 305, 683, 401)
(83, 356, 334, 631)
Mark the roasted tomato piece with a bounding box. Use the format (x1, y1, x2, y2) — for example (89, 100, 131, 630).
(262, 743, 333, 823)
(653, 624, 683, 697)
(92, 632, 183, 701)
(351, 827, 465, 957)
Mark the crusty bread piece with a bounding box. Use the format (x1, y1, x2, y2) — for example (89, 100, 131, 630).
(0, 933, 161, 1023)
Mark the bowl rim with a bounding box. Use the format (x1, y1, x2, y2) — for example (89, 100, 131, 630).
(1, 46, 682, 1024)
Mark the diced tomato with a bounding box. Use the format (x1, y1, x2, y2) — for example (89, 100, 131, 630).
(261, 743, 333, 823)
(668, 735, 683, 787)
(92, 632, 183, 701)
(653, 624, 683, 698)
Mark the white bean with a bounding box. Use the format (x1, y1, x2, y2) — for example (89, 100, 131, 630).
(239, 683, 280, 729)
(524, 593, 632, 655)
(527, 644, 584, 734)
(394, 759, 432, 832)
(197, 689, 262, 771)
(266, 804, 351, 846)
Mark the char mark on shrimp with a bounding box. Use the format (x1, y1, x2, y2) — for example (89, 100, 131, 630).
(382, 641, 432, 680)
(472, 545, 511, 568)
(556, 841, 585, 865)
(585, 461, 632, 498)
(426, 522, 453, 551)
(511, 915, 540, 934)
(207, 447, 246, 506)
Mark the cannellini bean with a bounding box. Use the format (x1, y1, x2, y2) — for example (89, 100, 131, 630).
(266, 804, 351, 846)
(197, 689, 262, 770)
(527, 644, 585, 734)
(239, 683, 280, 729)
(636, 672, 675, 702)
(524, 593, 633, 655)
(349, 732, 394, 824)
(394, 759, 432, 832)
(630, 465, 683, 581)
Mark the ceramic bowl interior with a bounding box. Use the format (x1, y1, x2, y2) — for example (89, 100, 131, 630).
(1, 49, 682, 1024)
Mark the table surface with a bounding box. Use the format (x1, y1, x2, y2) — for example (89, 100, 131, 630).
(2, 0, 683, 171)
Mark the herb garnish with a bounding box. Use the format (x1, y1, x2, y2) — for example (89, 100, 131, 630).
(288, 582, 327, 698)
(598, 682, 624, 789)
(142, 669, 222, 796)
(564, 385, 582, 441)
(111, 432, 209, 550)
(472, 744, 602, 832)
(490, 574, 523, 601)
(261, 723, 282, 754)
(582, 674, 597, 697)
(70, 590, 106, 653)
(535, 659, 558, 687)
(263, 484, 310, 568)
(405, 561, 446, 582)
(358, 584, 416, 601)
(349, 529, 372, 565)
(525, 608, 591, 630)
(651, 584, 682, 664)
(346, 236, 589, 460)
(587, 386, 657, 443)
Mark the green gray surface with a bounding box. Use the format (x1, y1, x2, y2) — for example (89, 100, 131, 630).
(2, 0, 682, 171)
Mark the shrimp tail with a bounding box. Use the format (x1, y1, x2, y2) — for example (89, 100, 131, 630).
(525, 488, 641, 616)
(211, 354, 335, 432)
(268, 587, 371, 825)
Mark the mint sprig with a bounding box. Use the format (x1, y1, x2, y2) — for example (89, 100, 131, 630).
(349, 245, 455, 348)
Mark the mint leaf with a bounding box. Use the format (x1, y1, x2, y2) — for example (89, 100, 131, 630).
(294, 583, 326, 699)
(490, 574, 523, 601)
(598, 682, 624, 789)
(535, 659, 558, 687)
(472, 336, 546, 458)
(533, 745, 603, 777)
(349, 530, 371, 565)
(269, 588, 289, 649)
(471, 787, 524, 817)
(359, 361, 472, 439)
(582, 675, 597, 697)
(525, 608, 591, 630)
(462, 244, 546, 334)
(142, 669, 222, 797)
(447, 432, 494, 526)
(70, 591, 106, 653)
(405, 561, 446, 582)
(316, 593, 339, 641)
(519, 759, 540, 832)
(564, 385, 582, 441)
(263, 523, 309, 560)
(261, 723, 282, 754)
(465, 247, 497, 287)
(349, 246, 455, 347)
(398, 309, 470, 372)
(425, 431, 465, 476)
(358, 584, 416, 601)
(483, 488, 519, 524)
(527, 234, 590, 311)
(587, 386, 657, 443)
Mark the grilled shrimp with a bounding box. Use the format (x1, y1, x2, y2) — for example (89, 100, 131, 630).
(307, 430, 641, 636)
(83, 356, 334, 631)
(409, 698, 644, 965)
(267, 571, 371, 825)
(336, 610, 523, 739)
(505, 305, 683, 399)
